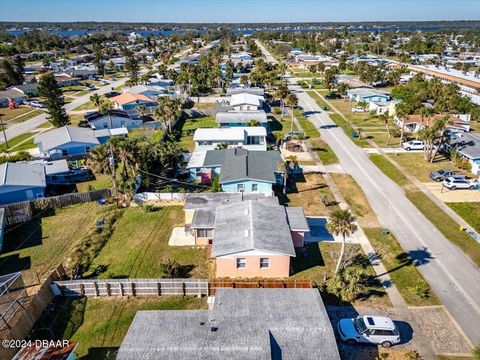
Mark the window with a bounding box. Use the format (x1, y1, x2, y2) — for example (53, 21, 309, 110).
(237, 184, 245, 192)
(61, 149, 68, 156)
(372, 329, 394, 336)
(85, 146, 91, 153)
(236, 258, 246, 269)
(103, 122, 108, 128)
(197, 229, 213, 238)
(260, 258, 269, 268)
(195, 168, 202, 176)
(251, 184, 258, 192)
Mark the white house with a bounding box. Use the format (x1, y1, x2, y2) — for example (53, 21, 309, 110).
(230, 93, 264, 111)
(368, 100, 398, 116)
(124, 85, 168, 100)
(346, 88, 390, 103)
(193, 127, 267, 151)
(84, 110, 143, 130)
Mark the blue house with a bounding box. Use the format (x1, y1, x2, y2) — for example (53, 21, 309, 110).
(34, 126, 127, 159)
(0, 208, 5, 252)
(186, 148, 284, 194)
(346, 87, 390, 103)
(0, 162, 46, 205)
(215, 110, 268, 128)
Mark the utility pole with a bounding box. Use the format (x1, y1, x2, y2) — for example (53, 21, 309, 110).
(0, 117, 8, 150)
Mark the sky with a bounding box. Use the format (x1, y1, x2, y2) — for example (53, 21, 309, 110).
(0, 0, 479, 23)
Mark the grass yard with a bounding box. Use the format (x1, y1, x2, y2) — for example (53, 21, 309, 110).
(329, 114, 371, 148)
(293, 109, 320, 138)
(31, 296, 206, 360)
(280, 173, 340, 216)
(292, 242, 391, 307)
(60, 85, 87, 94)
(0, 131, 38, 153)
(76, 174, 112, 193)
(72, 100, 98, 112)
(364, 228, 440, 306)
(128, 127, 165, 143)
(194, 102, 216, 110)
(447, 202, 480, 233)
(0, 203, 111, 284)
(329, 173, 440, 305)
(93, 206, 211, 279)
(68, 112, 86, 126)
(175, 116, 217, 151)
(387, 152, 462, 183)
(370, 154, 480, 266)
(310, 137, 338, 165)
(307, 90, 329, 109)
(269, 113, 298, 136)
(0, 107, 36, 122)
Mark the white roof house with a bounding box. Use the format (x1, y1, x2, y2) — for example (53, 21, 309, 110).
(230, 93, 264, 111)
(193, 126, 267, 151)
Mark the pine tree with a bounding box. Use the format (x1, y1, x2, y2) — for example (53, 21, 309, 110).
(38, 73, 70, 127)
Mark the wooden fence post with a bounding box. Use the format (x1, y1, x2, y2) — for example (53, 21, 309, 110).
(94, 281, 99, 296)
(106, 283, 111, 296)
(131, 282, 136, 296)
(157, 282, 161, 296)
(79, 284, 85, 296)
(119, 283, 124, 296)
(182, 282, 186, 296)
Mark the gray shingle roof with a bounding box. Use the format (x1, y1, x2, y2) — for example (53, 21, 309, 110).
(116, 288, 340, 360)
(0, 162, 46, 188)
(215, 110, 268, 124)
(34, 126, 100, 152)
(286, 207, 310, 232)
(212, 199, 295, 257)
(220, 148, 282, 184)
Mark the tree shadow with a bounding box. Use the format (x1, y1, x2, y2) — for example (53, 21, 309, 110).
(80, 347, 118, 360)
(377, 247, 433, 277)
(268, 116, 283, 132)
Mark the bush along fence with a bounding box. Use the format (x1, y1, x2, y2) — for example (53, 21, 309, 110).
(52, 278, 312, 297)
(0, 188, 112, 226)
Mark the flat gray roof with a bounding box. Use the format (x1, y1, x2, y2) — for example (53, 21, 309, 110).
(286, 207, 310, 232)
(212, 199, 295, 257)
(184, 193, 277, 210)
(215, 110, 267, 124)
(117, 288, 340, 360)
(450, 132, 480, 160)
(191, 209, 216, 229)
(0, 162, 46, 188)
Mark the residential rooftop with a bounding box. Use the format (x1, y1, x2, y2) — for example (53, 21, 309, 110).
(117, 288, 340, 360)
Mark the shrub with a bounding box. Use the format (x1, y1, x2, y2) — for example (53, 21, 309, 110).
(328, 267, 368, 302)
(410, 284, 430, 299)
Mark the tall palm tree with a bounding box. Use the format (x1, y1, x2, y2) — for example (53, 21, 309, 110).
(155, 97, 183, 133)
(285, 93, 298, 132)
(395, 103, 408, 145)
(327, 210, 358, 274)
(274, 84, 288, 116)
(378, 112, 391, 146)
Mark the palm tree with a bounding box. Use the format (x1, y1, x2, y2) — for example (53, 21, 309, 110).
(379, 112, 391, 146)
(274, 84, 288, 116)
(285, 93, 298, 132)
(327, 209, 358, 274)
(395, 103, 408, 145)
(90, 93, 101, 107)
(155, 97, 183, 133)
(99, 99, 114, 127)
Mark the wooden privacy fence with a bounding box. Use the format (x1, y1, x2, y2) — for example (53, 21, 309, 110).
(1, 188, 112, 225)
(208, 279, 312, 296)
(53, 278, 312, 297)
(53, 278, 209, 297)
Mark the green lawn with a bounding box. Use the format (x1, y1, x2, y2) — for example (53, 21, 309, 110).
(175, 116, 217, 151)
(269, 113, 298, 137)
(293, 109, 320, 138)
(310, 137, 338, 165)
(370, 154, 480, 266)
(0, 132, 38, 153)
(32, 296, 206, 360)
(364, 228, 440, 306)
(387, 153, 463, 183)
(447, 203, 480, 233)
(0, 203, 111, 284)
(93, 206, 210, 279)
(292, 242, 390, 307)
(329, 114, 371, 147)
(72, 100, 98, 112)
(60, 85, 87, 94)
(76, 174, 112, 193)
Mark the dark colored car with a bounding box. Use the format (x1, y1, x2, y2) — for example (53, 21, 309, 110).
(105, 91, 120, 98)
(429, 169, 464, 182)
(325, 93, 341, 99)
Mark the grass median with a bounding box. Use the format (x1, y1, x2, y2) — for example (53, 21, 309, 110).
(370, 153, 480, 267)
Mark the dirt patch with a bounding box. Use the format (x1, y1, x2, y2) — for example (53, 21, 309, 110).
(424, 183, 480, 203)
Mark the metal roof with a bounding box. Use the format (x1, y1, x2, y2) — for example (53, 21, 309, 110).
(449, 132, 480, 160)
(193, 127, 245, 142)
(34, 126, 100, 152)
(0, 162, 46, 188)
(184, 193, 273, 210)
(215, 110, 268, 124)
(117, 288, 340, 360)
(191, 209, 216, 229)
(212, 199, 295, 257)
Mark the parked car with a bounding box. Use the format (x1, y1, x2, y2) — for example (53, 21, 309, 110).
(442, 177, 477, 190)
(283, 131, 305, 141)
(429, 169, 464, 182)
(105, 91, 120, 98)
(352, 106, 366, 113)
(338, 315, 401, 348)
(86, 84, 96, 90)
(325, 93, 341, 99)
(402, 140, 424, 151)
(28, 100, 46, 108)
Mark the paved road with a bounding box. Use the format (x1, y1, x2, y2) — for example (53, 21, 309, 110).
(254, 39, 278, 65)
(293, 79, 480, 344)
(255, 40, 480, 344)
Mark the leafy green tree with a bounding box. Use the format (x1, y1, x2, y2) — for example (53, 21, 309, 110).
(327, 209, 358, 274)
(38, 73, 70, 127)
(125, 52, 140, 86)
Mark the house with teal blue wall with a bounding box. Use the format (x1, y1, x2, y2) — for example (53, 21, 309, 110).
(0, 162, 46, 205)
(186, 148, 283, 194)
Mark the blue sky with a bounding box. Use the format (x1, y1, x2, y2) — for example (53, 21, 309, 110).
(1, 0, 479, 23)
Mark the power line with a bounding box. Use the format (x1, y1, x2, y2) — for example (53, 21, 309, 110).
(137, 168, 210, 188)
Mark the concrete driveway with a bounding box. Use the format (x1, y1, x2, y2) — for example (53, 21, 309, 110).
(424, 182, 480, 202)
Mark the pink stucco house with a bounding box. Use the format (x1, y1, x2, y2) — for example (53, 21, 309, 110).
(183, 193, 310, 278)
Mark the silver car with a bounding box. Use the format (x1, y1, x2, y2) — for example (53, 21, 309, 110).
(338, 315, 401, 348)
